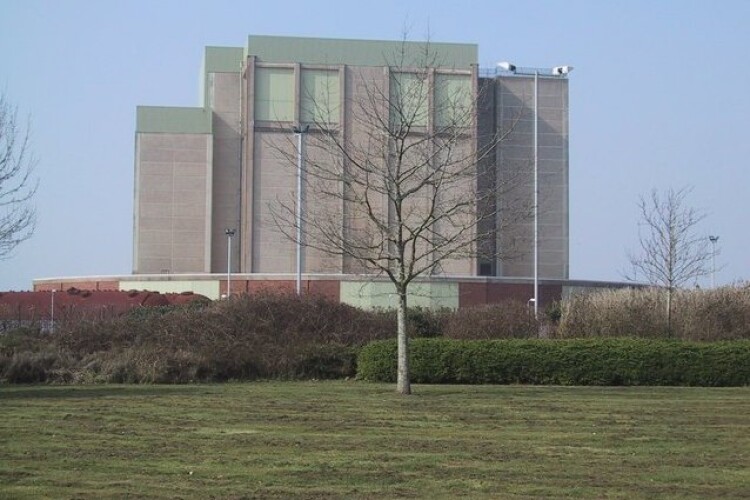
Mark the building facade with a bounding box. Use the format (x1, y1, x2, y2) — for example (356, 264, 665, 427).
(133, 35, 570, 281)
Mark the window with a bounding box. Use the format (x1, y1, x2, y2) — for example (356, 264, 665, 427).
(255, 67, 294, 121)
(390, 71, 429, 128)
(301, 69, 340, 125)
(435, 73, 472, 128)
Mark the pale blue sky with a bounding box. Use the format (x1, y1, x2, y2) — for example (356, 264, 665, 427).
(1, 0, 748, 290)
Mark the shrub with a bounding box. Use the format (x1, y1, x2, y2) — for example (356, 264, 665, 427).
(674, 287, 750, 340)
(357, 338, 750, 386)
(544, 301, 562, 324)
(0, 327, 47, 355)
(357, 341, 396, 383)
(1, 292, 384, 384)
(2, 350, 61, 383)
(7, 285, 749, 385)
(290, 344, 358, 380)
(405, 307, 446, 338)
(442, 301, 539, 340)
(557, 286, 750, 340)
(557, 288, 666, 339)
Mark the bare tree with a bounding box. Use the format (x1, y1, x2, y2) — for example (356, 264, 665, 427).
(0, 94, 37, 259)
(271, 44, 529, 394)
(627, 186, 711, 332)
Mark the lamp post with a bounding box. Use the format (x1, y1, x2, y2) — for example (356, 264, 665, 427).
(225, 229, 235, 297)
(708, 235, 719, 288)
(50, 289, 56, 333)
(497, 62, 573, 318)
(293, 125, 310, 296)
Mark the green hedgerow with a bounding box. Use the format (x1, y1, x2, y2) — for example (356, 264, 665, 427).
(357, 338, 750, 386)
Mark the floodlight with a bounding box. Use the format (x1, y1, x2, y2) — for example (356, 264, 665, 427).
(552, 65, 574, 75)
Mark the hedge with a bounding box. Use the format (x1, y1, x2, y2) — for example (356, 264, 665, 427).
(357, 338, 750, 386)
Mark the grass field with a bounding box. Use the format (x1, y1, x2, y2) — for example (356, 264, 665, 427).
(1, 382, 748, 498)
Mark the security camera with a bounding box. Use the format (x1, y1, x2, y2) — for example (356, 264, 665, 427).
(552, 65, 574, 75)
(497, 61, 516, 72)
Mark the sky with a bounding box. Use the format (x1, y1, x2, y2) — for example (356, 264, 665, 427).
(1, 0, 748, 290)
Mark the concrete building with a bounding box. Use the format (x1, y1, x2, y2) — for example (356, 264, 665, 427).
(133, 35, 569, 280)
(37, 35, 585, 309)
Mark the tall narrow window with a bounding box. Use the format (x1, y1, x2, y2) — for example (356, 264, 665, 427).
(390, 71, 429, 129)
(435, 73, 472, 128)
(255, 67, 294, 122)
(301, 69, 340, 125)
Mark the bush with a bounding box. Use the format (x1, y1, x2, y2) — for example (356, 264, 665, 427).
(290, 344, 358, 380)
(6, 285, 749, 385)
(442, 301, 539, 340)
(405, 307, 446, 338)
(1, 292, 386, 384)
(357, 338, 750, 386)
(2, 350, 63, 383)
(557, 288, 667, 339)
(675, 287, 750, 340)
(557, 286, 750, 340)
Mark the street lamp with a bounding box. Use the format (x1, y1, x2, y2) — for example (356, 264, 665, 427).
(708, 235, 719, 288)
(293, 125, 310, 296)
(225, 229, 236, 297)
(496, 62, 573, 318)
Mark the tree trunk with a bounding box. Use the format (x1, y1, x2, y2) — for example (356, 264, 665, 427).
(666, 287, 673, 337)
(396, 287, 411, 395)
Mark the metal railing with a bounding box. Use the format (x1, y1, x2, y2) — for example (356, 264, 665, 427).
(478, 67, 567, 78)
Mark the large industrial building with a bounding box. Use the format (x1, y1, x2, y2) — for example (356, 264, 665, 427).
(133, 34, 568, 279)
(35, 35, 618, 307)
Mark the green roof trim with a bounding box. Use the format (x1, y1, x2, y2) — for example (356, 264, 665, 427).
(203, 46, 244, 73)
(247, 35, 477, 69)
(136, 106, 212, 134)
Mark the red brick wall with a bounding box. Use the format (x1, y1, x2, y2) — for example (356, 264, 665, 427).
(32, 277, 568, 310)
(459, 282, 563, 309)
(220, 280, 340, 302)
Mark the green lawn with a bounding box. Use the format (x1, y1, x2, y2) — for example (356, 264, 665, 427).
(1, 382, 748, 498)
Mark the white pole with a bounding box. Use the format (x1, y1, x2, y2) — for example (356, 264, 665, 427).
(533, 70, 539, 319)
(225, 229, 235, 297)
(227, 233, 232, 297)
(296, 130, 303, 296)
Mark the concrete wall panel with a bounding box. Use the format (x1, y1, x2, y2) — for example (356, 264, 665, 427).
(252, 132, 296, 272)
(341, 281, 459, 310)
(209, 72, 242, 274)
(134, 133, 212, 274)
(494, 74, 568, 280)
